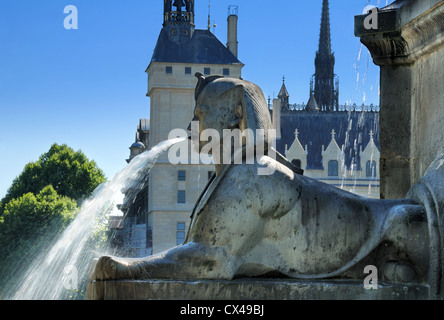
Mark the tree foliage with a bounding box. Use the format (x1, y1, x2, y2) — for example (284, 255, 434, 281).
(0, 144, 106, 297)
(0, 144, 106, 212)
(0, 186, 79, 296)
(0, 185, 78, 258)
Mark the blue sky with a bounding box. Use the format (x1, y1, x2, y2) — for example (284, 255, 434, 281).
(0, 0, 387, 200)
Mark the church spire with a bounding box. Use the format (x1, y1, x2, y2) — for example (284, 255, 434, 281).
(313, 0, 339, 112)
(318, 0, 332, 56)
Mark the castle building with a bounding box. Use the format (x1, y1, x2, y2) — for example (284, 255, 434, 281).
(274, 104, 380, 198)
(114, 0, 380, 257)
(115, 1, 244, 256)
(272, 0, 380, 199)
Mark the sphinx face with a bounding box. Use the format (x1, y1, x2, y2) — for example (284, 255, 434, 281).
(188, 103, 224, 155)
(188, 75, 272, 160)
(189, 87, 241, 155)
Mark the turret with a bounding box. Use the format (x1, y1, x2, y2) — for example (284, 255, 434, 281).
(163, 0, 195, 42)
(164, 0, 194, 25)
(278, 76, 290, 112)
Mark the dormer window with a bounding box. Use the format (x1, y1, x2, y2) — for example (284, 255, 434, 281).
(366, 161, 377, 177)
(328, 160, 338, 177)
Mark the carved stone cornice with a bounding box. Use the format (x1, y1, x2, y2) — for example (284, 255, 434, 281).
(355, 0, 444, 66)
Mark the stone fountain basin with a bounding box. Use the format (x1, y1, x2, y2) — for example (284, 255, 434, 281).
(87, 278, 429, 300)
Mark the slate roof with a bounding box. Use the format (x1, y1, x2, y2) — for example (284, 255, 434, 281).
(275, 110, 380, 170)
(278, 82, 289, 98)
(151, 27, 243, 65)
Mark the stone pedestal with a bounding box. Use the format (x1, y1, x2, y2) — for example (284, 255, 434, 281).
(355, 0, 444, 199)
(86, 278, 429, 300)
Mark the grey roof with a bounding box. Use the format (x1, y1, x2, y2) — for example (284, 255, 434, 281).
(150, 28, 243, 65)
(278, 82, 289, 98)
(276, 110, 380, 170)
(306, 92, 320, 111)
(130, 141, 145, 149)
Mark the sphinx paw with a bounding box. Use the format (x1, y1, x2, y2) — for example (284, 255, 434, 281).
(382, 262, 417, 283)
(89, 255, 126, 281)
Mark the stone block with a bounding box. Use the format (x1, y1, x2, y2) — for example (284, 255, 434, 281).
(86, 278, 430, 300)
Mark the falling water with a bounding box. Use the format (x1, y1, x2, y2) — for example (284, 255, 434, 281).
(339, 7, 381, 198)
(3, 137, 185, 300)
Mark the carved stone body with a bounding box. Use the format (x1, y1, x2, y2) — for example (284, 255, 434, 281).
(89, 74, 432, 286)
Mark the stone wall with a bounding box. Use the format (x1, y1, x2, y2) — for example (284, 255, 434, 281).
(355, 0, 444, 199)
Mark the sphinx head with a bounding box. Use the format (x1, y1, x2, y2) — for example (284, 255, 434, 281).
(188, 72, 274, 157)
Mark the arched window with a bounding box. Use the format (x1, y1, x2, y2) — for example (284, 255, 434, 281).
(328, 160, 338, 177)
(366, 161, 377, 177)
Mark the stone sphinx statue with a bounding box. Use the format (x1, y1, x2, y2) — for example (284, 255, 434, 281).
(89, 73, 443, 293)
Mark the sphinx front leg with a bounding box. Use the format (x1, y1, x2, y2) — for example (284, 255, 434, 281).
(89, 242, 237, 281)
(381, 204, 429, 283)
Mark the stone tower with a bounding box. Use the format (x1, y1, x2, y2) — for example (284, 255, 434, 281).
(145, 1, 244, 254)
(313, 0, 339, 112)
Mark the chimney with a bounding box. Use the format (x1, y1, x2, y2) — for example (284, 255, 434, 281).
(227, 5, 238, 58)
(272, 99, 281, 140)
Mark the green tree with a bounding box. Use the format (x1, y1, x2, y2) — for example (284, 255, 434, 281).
(0, 144, 106, 298)
(0, 185, 78, 257)
(0, 186, 79, 295)
(0, 143, 106, 212)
